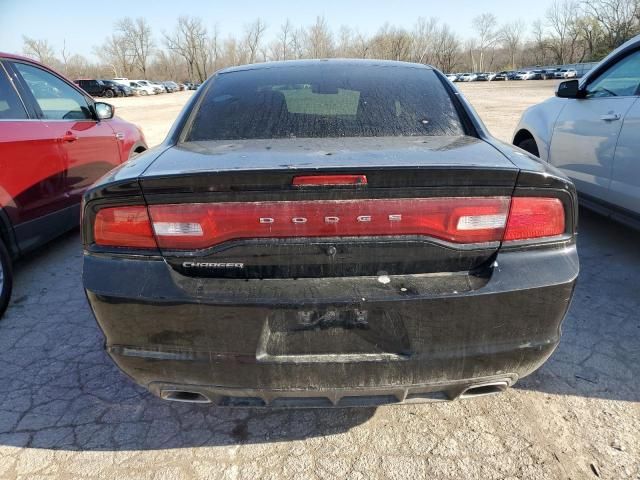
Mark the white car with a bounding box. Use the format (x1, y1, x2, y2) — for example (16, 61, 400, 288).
(517, 70, 538, 80)
(131, 80, 162, 94)
(513, 35, 640, 227)
(128, 81, 156, 96)
(563, 69, 578, 78)
(460, 73, 478, 82)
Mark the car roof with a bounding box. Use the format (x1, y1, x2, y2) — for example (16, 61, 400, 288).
(217, 58, 434, 75)
(0, 51, 38, 63)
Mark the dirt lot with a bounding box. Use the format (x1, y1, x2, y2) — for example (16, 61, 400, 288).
(0, 81, 639, 480)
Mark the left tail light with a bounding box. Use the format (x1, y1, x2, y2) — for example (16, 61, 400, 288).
(94, 206, 156, 248)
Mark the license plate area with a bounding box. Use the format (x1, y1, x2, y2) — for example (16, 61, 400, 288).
(256, 308, 412, 362)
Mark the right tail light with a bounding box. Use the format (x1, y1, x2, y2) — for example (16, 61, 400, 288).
(503, 197, 565, 241)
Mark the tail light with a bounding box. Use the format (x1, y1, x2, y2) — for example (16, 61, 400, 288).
(91, 196, 567, 250)
(503, 197, 565, 241)
(145, 197, 511, 249)
(94, 206, 156, 248)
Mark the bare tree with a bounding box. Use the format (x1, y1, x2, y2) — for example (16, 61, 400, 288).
(22, 37, 58, 65)
(530, 19, 549, 65)
(304, 16, 334, 58)
(472, 13, 499, 71)
(272, 19, 294, 60)
(95, 34, 133, 77)
(412, 17, 439, 64)
(433, 24, 461, 72)
(244, 18, 267, 64)
(546, 0, 581, 64)
(501, 20, 526, 69)
(116, 17, 154, 77)
(582, 0, 639, 50)
(164, 16, 210, 82)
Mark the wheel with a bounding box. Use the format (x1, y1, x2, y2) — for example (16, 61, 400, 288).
(517, 138, 540, 157)
(141, 90, 148, 96)
(0, 239, 13, 319)
(105, 89, 114, 98)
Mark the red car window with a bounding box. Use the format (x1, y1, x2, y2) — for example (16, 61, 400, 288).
(12, 62, 92, 121)
(0, 65, 28, 120)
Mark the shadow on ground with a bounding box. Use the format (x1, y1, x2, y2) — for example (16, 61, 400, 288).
(0, 208, 638, 452)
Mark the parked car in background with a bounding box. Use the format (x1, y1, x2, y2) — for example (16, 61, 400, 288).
(564, 69, 578, 78)
(491, 71, 511, 81)
(131, 80, 162, 94)
(541, 69, 560, 80)
(514, 35, 640, 229)
(128, 81, 156, 96)
(0, 52, 147, 317)
(517, 70, 541, 80)
(151, 81, 168, 93)
(100, 79, 133, 97)
(162, 81, 180, 92)
(74, 79, 119, 98)
(460, 72, 478, 82)
(475, 73, 489, 81)
(446, 73, 459, 82)
(82, 59, 578, 407)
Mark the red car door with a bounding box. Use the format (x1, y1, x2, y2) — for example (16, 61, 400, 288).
(0, 62, 68, 233)
(10, 62, 121, 207)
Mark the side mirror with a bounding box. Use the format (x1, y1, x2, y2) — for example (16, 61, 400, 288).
(94, 102, 114, 120)
(556, 79, 581, 99)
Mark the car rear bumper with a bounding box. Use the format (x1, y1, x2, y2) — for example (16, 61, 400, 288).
(84, 245, 578, 405)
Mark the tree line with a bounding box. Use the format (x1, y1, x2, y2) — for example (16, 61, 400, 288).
(22, 0, 640, 82)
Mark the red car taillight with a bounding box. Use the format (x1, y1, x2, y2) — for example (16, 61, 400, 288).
(94, 206, 156, 248)
(503, 197, 565, 241)
(91, 196, 567, 250)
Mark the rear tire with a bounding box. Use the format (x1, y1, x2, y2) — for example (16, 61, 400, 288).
(105, 89, 114, 98)
(0, 239, 13, 319)
(517, 138, 540, 157)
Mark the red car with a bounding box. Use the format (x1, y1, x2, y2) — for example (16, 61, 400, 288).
(0, 53, 147, 317)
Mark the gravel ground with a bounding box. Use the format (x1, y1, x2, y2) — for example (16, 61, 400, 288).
(0, 81, 638, 480)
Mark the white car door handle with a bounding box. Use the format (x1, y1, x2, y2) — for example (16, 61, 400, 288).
(600, 113, 621, 121)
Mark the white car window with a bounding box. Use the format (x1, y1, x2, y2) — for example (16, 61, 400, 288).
(586, 50, 640, 98)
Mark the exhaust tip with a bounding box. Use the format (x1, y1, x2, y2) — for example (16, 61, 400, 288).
(460, 381, 509, 399)
(161, 390, 211, 404)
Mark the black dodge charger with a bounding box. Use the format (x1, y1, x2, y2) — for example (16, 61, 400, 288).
(82, 60, 579, 407)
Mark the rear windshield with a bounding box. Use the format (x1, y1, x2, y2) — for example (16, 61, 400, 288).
(186, 64, 465, 141)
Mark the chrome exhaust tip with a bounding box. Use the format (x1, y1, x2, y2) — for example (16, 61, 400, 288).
(160, 389, 211, 404)
(459, 380, 509, 399)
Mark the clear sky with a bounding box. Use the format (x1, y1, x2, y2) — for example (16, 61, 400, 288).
(1, 0, 553, 60)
